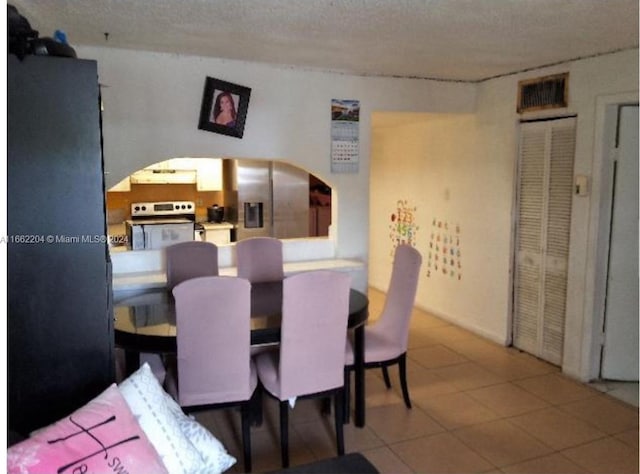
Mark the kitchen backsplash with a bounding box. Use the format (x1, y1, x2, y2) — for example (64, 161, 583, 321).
(106, 183, 224, 223)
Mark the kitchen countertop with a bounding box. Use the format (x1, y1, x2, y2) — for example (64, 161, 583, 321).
(112, 258, 365, 292)
(198, 222, 234, 229)
(110, 238, 368, 293)
(108, 221, 235, 232)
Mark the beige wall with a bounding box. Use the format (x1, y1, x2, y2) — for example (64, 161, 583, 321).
(369, 113, 508, 342)
(370, 48, 639, 381)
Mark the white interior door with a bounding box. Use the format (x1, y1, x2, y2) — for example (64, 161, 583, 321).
(601, 105, 639, 381)
(513, 117, 576, 365)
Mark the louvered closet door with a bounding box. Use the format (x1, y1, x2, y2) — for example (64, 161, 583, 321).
(513, 117, 576, 365)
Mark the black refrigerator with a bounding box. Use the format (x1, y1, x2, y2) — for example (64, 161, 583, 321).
(8, 54, 114, 434)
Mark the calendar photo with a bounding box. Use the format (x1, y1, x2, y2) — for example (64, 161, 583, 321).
(331, 99, 360, 173)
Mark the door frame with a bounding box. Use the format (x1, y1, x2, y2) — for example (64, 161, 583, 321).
(583, 92, 638, 381)
(599, 104, 638, 380)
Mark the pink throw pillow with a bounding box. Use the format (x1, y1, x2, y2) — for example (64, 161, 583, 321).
(7, 384, 168, 474)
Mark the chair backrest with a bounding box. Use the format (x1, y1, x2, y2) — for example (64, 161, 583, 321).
(376, 244, 422, 351)
(172, 276, 252, 406)
(166, 241, 219, 290)
(278, 270, 351, 399)
(236, 237, 284, 283)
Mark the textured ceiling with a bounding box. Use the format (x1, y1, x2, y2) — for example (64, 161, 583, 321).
(9, 0, 639, 82)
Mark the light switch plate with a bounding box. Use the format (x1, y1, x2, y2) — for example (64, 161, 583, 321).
(575, 175, 589, 196)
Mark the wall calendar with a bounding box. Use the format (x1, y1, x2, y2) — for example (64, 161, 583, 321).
(331, 99, 360, 173)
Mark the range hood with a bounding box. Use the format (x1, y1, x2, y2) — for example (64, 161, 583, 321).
(129, 168, 197, 184)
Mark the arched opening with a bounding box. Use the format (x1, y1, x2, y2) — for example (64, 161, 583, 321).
(106, 157, 332, 249)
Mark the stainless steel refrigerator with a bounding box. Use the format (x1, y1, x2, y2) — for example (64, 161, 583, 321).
(230, 159, 309, 241)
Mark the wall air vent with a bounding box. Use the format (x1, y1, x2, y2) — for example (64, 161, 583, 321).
(517, 73, 568, 113)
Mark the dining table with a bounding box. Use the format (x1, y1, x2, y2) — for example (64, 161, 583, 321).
(113, 280, 370, 427)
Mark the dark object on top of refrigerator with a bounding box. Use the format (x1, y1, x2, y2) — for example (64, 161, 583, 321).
(8, 4, 38, 59)
(30, 36, 77, 58)
(8, 4, 76, 59)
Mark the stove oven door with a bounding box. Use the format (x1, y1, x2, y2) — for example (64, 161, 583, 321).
(143, 222, 194, 250)
(125, 221, 145, 250)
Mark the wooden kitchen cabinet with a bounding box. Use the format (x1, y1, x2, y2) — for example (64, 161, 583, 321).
(166, 157, 222, 190)
(309, 207, 318, 236)
(317, 206, 331, 235)
(154, 157, 223, 190)
(195, 158, 223, 191)
(309, 206, 331, 236)
(8, 55, 114, 434)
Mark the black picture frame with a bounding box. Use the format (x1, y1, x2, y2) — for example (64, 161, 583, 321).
(198, 77, 251, 138)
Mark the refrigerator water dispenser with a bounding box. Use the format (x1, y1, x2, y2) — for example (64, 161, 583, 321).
(244, 202, 264, 228)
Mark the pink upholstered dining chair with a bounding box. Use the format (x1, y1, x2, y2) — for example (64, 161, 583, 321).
(345, 244, 422, 410)
(236, 237, 284, 283)
(254, 270, 351, 468)
(165, 241, 219, 290)
(142, 241, 219, 385)
(164, 276, 257, 472)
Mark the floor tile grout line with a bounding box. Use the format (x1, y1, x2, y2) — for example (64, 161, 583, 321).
(446, 424, 543, 472)
(363, 290, 638, 473)
(207, 289, 639, 472)
(484, 410, 613, 453)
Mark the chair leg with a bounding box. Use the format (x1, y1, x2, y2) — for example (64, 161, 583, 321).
(343, 367, 351, 424)
(279, 400, 290, 468)
(334, 390, 345, 456)
(321, 396, 332, 415)
(398, 353, 412, 409)
(249, 386, 263, 427)
(241, 402, 253, 472)
(381, 365, 392, 388)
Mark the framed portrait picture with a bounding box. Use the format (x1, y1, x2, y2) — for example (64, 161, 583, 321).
(198, 77, 251, 138)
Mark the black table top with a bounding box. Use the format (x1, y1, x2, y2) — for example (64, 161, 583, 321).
(114, 281, 368, 354)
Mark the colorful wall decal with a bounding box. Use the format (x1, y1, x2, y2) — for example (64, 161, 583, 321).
(426, 218, 463, 281)
(389, 199, 419, 255)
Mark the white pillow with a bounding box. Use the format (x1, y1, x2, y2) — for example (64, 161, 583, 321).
(163, 392, 237, 474)
(118, 363, 204, 474)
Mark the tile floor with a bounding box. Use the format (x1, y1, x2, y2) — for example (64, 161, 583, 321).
(194, 288, 639, 474)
